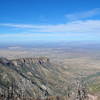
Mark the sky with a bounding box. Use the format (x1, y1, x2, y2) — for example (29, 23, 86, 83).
(0, 0, 100, 46)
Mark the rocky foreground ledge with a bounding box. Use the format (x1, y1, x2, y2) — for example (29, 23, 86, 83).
(0, 57, 68, 99)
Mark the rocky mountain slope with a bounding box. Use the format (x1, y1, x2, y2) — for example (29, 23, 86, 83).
(0, 57, 100, 100)
(0, 57, 71, 98)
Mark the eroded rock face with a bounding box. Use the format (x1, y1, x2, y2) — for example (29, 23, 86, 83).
(11, 57, 50, 66)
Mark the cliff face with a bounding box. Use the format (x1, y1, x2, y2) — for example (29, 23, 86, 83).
(11, 57, 50, 66)
(0, 57, 68, 98)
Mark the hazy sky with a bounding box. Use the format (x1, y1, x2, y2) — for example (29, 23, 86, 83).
(0, 0, 100, 45)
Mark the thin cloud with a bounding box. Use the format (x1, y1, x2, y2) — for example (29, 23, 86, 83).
(65, 8, 100, 21)
(0, 8, 100, 34)
(0, 20, 100, 42)
(37, 20, 100, 34)
(0, 20, 100, 34)
(0, 23, 46, 29)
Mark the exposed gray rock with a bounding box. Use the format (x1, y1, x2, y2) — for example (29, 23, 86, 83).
(0, 57, 68, 98)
